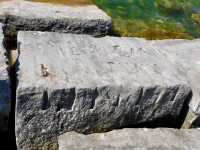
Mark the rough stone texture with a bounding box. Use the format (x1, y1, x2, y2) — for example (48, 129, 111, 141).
(181, 108, 200, 129)
(58, 128, 200, 150)
(0, 23, 10, 132)
(150, 39, 200, 128)
(16, 31, 191, 150)
(0, 11, 5, 24)
(0, 0, 111, 40)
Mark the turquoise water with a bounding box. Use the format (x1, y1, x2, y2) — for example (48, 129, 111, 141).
(26, 0, 200, 39)
(92, 0, 200, 39)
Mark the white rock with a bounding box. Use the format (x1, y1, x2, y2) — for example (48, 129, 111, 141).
(58, 128, 200, 150)
(16, 31, 190, 149)
(150, 39, 200, 127)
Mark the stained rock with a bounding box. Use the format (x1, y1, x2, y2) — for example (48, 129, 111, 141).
(58, 128, 200, 150)
(0, 23, 11, 132)
(15, 31, 190, 149)
(0, 0, 111, 40)
(150, 39, 200, 128)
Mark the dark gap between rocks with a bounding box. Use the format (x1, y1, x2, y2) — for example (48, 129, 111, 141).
(119, 116, 178, 129)
(3, 35, 18, 150)
(175, 91, 193, 128)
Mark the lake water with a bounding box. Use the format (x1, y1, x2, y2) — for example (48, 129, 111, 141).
(4, 0, 200, 39)
(92, 0, 200, 40)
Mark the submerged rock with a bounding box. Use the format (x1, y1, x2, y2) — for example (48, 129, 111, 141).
(0, 23, 11, 132)
(191, 13, 200, 24)
(15, 31, 190, 149)
(58, 128, 200, 150)
(150, 39, 200, 128)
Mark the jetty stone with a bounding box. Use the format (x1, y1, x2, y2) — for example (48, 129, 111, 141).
(0, 0, 111, 40)
(150, 39, 200, 128)
(0, 23, 11, 132)
(16, 31, 190, 149)
(59, 128, 200, 150)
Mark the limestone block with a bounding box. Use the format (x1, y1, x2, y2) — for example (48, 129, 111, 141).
(16, 31, 190, 149)
(150, 39, 200, 127)
(0, 0, 111, 39)
(59, 128, 200, 150)
(0, 23, 11, 132)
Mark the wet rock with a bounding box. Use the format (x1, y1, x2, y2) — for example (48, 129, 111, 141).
(0, 23, 11, 132)
(15, 31, 190, 149)
(58, 128, 200, 150)
(150, 39, 200, 128)
(0, 0, 111, 40)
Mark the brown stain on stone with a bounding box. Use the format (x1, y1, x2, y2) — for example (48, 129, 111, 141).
(41, 64, 49, 77)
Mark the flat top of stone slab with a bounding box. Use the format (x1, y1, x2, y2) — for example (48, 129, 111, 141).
(59, 128, 200, 150)
(17, 31, 187, 89)
(0, 0, 110, 20)
(0, 23, 8, 81)
(149, 39, 200, 113)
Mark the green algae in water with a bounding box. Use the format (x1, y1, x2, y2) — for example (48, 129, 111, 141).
(92, 0, 200, 40)
(7, 0, 200, 39)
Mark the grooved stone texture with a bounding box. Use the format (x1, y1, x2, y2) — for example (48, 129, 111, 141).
(0, 0, 111, 40)
(16, 31, 191, 150)
(0, 23, 10, 132)
(150, 39, 200, 128)
(59, 128, 200, 150)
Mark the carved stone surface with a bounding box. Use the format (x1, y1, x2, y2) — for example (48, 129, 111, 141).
(58, 128, 200, 150)
(16, 31, 190, 149)
(0, 0, 111, 39)
(150, 39, 200, 128)
(0, 23, 11, 132)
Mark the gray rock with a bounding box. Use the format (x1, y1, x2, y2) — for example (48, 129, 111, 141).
(16, 31, 190, 149)
(0, 11, 5, 24)
(150, 39, 200, 128)
(0, 23, 11, 132)
(58, 128, 200, 150)
(0, 0, 111, 40)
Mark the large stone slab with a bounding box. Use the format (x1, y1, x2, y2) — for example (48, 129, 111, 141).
(0, 0, 111, 40)
(16, 31, 190, 149)
(0, 23, 11, 132)
(150, 39, 200, 128)
(59, 128, 200, 150)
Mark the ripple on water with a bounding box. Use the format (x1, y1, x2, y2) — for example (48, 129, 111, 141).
(0, 0, 200, 39)
(92, 0, 200, 40)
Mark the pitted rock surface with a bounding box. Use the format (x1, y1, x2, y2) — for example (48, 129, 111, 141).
(16, 31, 191, 149)
(0, 23, 11, 132)
(0, 0, 111, 39)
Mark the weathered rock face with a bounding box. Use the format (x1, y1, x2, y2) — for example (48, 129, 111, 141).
(15, 31, 191, 150)
(0, 23, 11, 132)
(150, 39, 200, 128)
(58, 128, 200, 150)
(0, 0, 111, 40)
